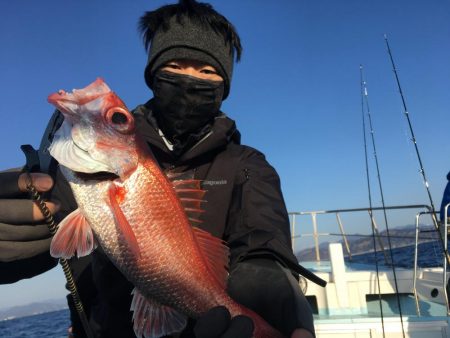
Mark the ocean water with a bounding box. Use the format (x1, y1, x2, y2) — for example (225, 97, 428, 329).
(0, 309, 69, 338)
(0, 241, 445, 337)
(349, 240, 444, 268)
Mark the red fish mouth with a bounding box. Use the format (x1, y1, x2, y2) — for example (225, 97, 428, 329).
(74, 171, 119, 181)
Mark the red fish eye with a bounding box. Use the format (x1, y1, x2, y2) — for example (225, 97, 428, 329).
(105, 107, 134, 134)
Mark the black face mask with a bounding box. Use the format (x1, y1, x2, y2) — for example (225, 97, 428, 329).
(152, 71, 225, 145)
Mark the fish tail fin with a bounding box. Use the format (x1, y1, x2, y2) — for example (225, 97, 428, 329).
(50, 208, 97, 259)
(130, 288, 187, 338)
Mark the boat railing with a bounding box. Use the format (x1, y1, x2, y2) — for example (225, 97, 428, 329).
(289, 204, 436, 262)
(289, 204, 450, 316)
(413, 204, 450, 315)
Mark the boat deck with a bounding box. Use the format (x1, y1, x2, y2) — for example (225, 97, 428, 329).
(300, 244, 450, 337)
(313, 316, 450, 338)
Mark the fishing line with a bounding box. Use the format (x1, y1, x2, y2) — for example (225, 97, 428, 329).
(360, 65, 385, 338)
(22, 169, 95, 338)
(384, 34, 450, 266)
(361, 65, 406, 338)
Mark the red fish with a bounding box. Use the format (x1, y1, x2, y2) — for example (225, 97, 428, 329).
(47, 78, 283, 338)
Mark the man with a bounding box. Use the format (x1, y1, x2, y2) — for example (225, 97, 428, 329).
(0, 1, 316, 337)
(440, 172, 450, 226)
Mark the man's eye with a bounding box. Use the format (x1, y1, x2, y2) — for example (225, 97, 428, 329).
(166, 64, 181, 69)
(201, 69, 217, 75)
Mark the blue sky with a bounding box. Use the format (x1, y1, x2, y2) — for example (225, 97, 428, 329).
(1, 0, 449, 308)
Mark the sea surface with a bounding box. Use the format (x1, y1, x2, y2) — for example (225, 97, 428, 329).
(0, 309, 70, 338)
(349, 239, 444, 268)
(0, 240, 445, 337)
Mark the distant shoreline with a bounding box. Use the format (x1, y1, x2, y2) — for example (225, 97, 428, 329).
(1, 308, 69, 322)
(0, 299, 68, 321)
(296, 225, 441, 262)
(343, 238, 439, 258)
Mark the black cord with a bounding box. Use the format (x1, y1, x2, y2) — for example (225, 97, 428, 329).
(24, 172, 95, 338)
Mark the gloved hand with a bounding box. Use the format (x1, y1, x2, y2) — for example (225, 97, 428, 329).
(0, 169, 60, 283)
(193, 306, 254, 338)
(227, 258, 315, 338)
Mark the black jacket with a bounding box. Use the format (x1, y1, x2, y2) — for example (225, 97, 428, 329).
(133, 102, 299, 270)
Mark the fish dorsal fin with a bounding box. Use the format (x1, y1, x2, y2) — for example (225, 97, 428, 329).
(169, 176, 206, 224)
(131, 288, 187, 338)
(50, 208, 97, 259)
(193, 227, 229, 289)
(108, 183, 140, 258)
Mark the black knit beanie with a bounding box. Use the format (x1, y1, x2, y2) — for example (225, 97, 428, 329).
(144, 15, 234, 99)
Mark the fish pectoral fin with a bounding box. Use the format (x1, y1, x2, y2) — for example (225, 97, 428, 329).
(130, 288, 187, 338)
(50, 208, 97, 259)
(193, 227, 230, 290)
(108, 183, 141, 258)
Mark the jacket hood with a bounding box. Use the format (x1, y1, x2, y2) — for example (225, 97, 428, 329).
(133, 100, 241, 164)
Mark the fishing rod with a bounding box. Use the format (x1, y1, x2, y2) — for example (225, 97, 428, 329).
(384, 34, 438, 223)
(360, 65, 385, 338)
(383, 34, 450, 265)
(360, 65, 406, 338)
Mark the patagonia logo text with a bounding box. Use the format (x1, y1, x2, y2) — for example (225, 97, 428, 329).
(202, 180, 227, 187)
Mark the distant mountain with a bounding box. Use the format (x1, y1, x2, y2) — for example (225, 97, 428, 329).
(296, 224, 440, 261)
(0, 298, 68, 321)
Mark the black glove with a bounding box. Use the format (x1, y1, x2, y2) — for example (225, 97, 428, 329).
(0, 169, 59, 283)
(227, 258, 315, 338)
(193, 306, 254, 338)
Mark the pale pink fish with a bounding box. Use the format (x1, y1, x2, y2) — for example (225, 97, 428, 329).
(47, 78, 284, 338)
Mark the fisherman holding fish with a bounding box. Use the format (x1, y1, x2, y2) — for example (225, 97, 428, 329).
(0, 1, 317, 337)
